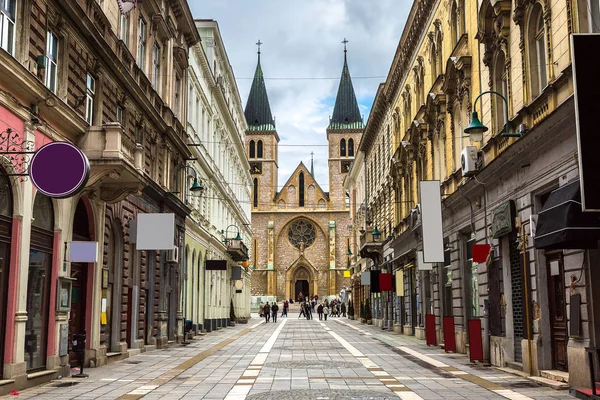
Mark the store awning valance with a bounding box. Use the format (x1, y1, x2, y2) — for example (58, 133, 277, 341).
(534, 180, 600, 250)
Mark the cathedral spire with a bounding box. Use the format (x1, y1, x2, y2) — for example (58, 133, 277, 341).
(328, 39, 364, 130)
(310, 151, 314, 177)
(244, 40, 275, 131)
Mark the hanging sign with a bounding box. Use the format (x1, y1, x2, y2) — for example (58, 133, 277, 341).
(29, 142, 90, 198)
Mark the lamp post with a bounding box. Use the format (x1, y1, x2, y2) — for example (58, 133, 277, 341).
(170, 164, 204, 203)
(464, 90, 521, 142)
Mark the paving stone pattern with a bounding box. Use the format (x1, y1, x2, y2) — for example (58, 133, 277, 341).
(6, 314, 577, 399)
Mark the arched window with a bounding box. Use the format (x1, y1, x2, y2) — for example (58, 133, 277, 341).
(299, 172, 305, 207)
(340, 139, 346, 157)
(494, 53, 508, 132)
(453, 103, 463, 171)
(451, 0, 460, 45)
(348, 138, 354, 157)
(26, 193, 54, 371)
(529, 5, 547, 98)
(257, 140, 263, 158)
(249, 140, 255, 158)
(253, 178, 258, 208)
(431, 43, 438, 78)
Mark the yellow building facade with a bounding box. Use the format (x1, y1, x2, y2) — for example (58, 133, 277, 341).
(352, 0, 600, 390)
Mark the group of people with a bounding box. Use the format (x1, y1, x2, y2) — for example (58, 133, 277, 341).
(259, 300, 290, 323)
(259, 297, 347, 323)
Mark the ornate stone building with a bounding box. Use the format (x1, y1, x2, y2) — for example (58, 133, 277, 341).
(247, 48, 363, 301)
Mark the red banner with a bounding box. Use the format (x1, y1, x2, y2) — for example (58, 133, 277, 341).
(468, 319, 484, 361)
(426, 314, 436, 346)
(443, 316, 456, 353)
(472, 244, 491, 263)
(379, 273, 393, 291)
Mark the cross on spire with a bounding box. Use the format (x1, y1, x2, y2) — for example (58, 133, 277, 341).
(342, 38, 348, 53)
(256, 40, 262, 55)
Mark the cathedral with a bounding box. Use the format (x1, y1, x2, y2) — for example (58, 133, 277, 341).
(245, 46, 364, 301)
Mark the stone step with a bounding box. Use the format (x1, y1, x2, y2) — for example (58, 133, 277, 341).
(540, 369, 569, 383)
(529, 375, 569, 390)
(505, 361, 523, 371)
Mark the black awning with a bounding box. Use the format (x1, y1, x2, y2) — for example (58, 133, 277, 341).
(534, 180, 600, 250)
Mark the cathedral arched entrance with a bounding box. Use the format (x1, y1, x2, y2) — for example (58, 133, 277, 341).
(286, 262, 317, 302)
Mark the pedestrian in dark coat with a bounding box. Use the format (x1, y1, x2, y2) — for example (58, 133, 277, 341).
(271, 303, 279, 322)
(263, 302, 271, 323)
(341, 302, 347, 317)
(298, 302, 305, 319)
(317, 303, 324, 320)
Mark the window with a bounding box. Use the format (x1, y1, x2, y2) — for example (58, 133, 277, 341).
(453, 103, 462, 171)
(442, 241, 452, 316)
(45, 31, 58, 94)
(174, 75, 181, 118)
(257, 140, 263, 158)
(249, 140, 255, 158)
(116, 105, 123, 125)
(152, 43, 160, 92)
(138, 18, 146, 70)
(253, 178, 258, 208)
(119, 13, 128, 46)
(494, 53, 508, 131)
(430, 43, 437, 78)
(0, 0, 16, 55)
(299, 172, 305, 207)
(85, 74, 95, 125)
(340, 138, 346, 157)
(135, 125, 143, 145)
(287, 219, 316, 248)
(529, 5, 547, 98)
(348, 138, 354, 157)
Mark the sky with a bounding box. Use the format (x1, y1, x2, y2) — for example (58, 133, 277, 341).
(189, 0, 410, 190)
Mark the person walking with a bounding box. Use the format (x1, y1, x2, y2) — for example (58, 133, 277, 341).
(263, 302, 271, 323)
(323, 304, 329, 321)
(341, 302, 347, 317)
(307, 302, 313, 320)
(317, 303, 323, 320)
(298, 302, 306, 319)
(282, 300, 288, 317)
(271, 302, 279, 322)
(259, 302, 264, 318)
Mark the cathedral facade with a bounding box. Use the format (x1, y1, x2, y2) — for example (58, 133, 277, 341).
(245, 48, 364, 301)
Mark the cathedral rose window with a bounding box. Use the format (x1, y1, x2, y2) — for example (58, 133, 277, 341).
(288, 219, 316, 249)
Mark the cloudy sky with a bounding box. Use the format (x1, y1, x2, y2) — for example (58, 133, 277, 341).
(189, 1, 410, 190)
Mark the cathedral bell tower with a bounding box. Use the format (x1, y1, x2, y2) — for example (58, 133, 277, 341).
(245, 41, 279, 211)
(327, 39, 364, 209)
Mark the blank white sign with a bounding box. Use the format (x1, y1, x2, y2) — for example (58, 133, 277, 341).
(69, 241, 99, 262)
(416, 250, 433, 271)
(136, 213, 175, 250)
(419, 181, 445, 263)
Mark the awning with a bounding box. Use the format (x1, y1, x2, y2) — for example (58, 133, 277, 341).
(534, 180, 600, 249)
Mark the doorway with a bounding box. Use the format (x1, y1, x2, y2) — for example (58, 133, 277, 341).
(295, 280, 309, 301)
(547, 252, 568, 371)
(0, 172, 13, 377)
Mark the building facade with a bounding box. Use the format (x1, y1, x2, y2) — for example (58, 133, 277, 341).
(185, 19, 252, 334)
(350, 0, 600, 393)
(0, 0, 200, 392)
(248, 49, 363, 302)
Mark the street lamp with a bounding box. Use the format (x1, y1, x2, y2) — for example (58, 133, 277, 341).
(170, 164, 205, 202)
(224, 225, 243, 247)
(465, 90, 521, 142)
(372, 225, 381, 242)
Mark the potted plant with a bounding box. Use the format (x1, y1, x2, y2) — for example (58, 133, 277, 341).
(348, 302, 355, 320)
(229, 299, 236, 326)
(365, 298, 373, 325)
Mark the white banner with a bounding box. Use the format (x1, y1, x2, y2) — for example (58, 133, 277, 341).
(419, 181, 444, 263)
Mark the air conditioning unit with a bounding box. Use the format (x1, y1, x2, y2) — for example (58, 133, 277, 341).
(166, 246, 179, 263)
(461, 146, 478, 177)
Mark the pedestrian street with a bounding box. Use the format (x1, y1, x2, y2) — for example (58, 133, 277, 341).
(8, 315, 575, 400)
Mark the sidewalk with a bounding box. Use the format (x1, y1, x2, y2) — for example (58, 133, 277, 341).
(333, 317, 574, 400)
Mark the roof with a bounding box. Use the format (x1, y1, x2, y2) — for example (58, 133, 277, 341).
(244, 54, 276, 131)
(328, 52, 364, 130)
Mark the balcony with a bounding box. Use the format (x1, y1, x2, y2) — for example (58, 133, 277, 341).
(359, 229, 383, 264)
(226, 238, 249, 262)
(78, 123, 148, 203)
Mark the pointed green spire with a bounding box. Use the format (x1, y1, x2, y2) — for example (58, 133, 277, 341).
(328, 40, 363, 130)
(244, 41, 275, 131)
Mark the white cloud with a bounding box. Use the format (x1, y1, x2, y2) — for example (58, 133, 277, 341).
(190, 0, 410, 190)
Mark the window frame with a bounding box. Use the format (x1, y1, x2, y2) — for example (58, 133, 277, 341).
(257, 140, 263, 158)
(0, 0, 16, 55)
(249, 140, 255, 158)
(45, 31, 59, 94)
(85, 74, 95, 125)
(152, 42, 160, 92)
(116, 105, 123, 125)
(119, 13, 129, 46)
(138, 17, 146, 70)
(340, 138, 347, 157)
(174, 74, 181, 118)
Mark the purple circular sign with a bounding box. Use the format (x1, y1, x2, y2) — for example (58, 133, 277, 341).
(29, 142, 90, 198)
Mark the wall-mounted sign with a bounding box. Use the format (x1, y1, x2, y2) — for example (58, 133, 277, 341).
(136, 213, 175, 250)
(69, 241, 99, 263)
(419, 181, 444, 263)
(29, 141, 90, 198)
(491, 200, 515, 238)
(206, 260, 227, 270)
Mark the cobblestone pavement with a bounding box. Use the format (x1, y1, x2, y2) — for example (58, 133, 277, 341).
(7, 315, 577, 400)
